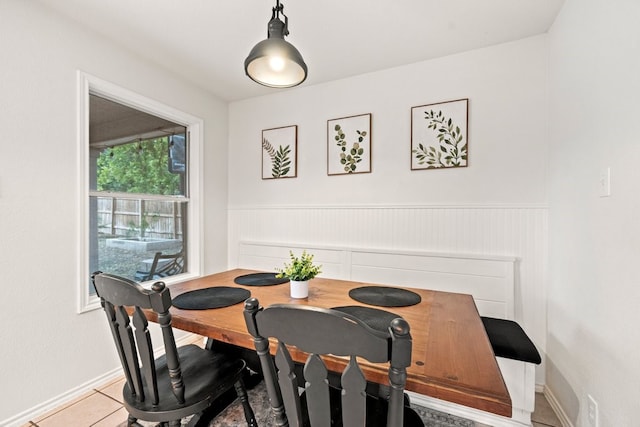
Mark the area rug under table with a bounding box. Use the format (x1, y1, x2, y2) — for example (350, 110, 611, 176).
(207, 381, 474, 427)
(124, 380, 474, 427)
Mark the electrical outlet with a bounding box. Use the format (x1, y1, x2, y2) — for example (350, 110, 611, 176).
(587, 394, 599, 427)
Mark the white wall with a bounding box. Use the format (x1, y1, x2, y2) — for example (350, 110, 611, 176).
(0, 1, 228, 423)
(230, 36, 549, 206)
(547, 0, 640, 425)
(229, 36, 550, 385)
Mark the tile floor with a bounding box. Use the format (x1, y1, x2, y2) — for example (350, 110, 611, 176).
(21, 383, 563, 427)
(531, 393, 563, 427)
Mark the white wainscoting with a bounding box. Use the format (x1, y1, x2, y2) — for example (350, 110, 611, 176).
(228, 204, 548, 377)
(237, 241, 516, 319)
(234, 239, 536, 426)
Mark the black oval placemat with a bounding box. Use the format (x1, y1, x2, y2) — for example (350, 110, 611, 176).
(332, 305, 403, 333)
(172, 287, 250, 310)
(349, 286, 421, 307)
(234, 272, 289, 286)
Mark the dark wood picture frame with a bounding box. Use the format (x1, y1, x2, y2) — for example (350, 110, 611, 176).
(327, 113, 372, 175)
(411, 98, 469, 170)
(262, 125, 298, 179)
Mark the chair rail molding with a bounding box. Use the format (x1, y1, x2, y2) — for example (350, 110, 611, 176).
(228, 202, 548, 210)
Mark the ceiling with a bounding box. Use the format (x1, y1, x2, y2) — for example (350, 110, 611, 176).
(90, 95, 185, 147)
(38, 0, 564, 102)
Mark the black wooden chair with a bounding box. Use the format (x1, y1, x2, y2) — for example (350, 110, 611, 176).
(243, 297, 425, 427)
(92, 272, 257, 427)
(134, 250, 184, 282)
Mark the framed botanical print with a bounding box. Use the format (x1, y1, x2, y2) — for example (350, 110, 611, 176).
(327, 113, 372, 175)
(411, 98, 468, 170)
(262, 125, 297, 179)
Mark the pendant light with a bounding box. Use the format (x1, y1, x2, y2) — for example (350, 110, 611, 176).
(244, 0, 308, 88)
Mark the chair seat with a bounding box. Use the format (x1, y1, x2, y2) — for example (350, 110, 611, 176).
(299, 386, 425, 427)
(481, 317, 541, 364)
(123, 344, 246, 421)
(364, 395, 424, 427)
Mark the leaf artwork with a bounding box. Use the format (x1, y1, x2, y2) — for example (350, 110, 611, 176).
(412, 109, 467, 168)
(263, 137, 291, 178)
(334, 124, 366, 173)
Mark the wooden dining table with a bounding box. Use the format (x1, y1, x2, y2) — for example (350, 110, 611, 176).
(156, 269, 511, 418)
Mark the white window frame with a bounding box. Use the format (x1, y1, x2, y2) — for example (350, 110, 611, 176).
(77, 71, 204, 313)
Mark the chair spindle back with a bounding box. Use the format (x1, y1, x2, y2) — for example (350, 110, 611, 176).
(92, 272, 184, 406)
(244, 298, 412, 427)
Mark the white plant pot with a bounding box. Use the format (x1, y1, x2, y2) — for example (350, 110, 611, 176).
(290, 280, 309, 299)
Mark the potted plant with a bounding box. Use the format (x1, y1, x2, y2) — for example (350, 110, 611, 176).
(276, 250, 322, 298)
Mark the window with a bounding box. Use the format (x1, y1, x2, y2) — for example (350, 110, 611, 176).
(78, 72, 203, 312)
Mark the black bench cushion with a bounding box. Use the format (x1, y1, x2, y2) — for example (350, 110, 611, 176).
(481, 317, 541, 364)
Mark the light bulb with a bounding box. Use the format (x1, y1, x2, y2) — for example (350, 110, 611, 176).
(269, 56, 286, 72)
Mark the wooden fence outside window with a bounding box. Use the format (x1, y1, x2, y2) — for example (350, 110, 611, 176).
(96, 197, 183, 240)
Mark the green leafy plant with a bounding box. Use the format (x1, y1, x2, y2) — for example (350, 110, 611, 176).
(334, 124, 366, 173)
(262, 138, 291, 178)
(412, 109, 467, 168)
(275, 250, 322, 281)
(97, 137, 181, 194)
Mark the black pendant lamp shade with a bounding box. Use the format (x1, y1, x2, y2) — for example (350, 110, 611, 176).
(244, 0, 307, 88)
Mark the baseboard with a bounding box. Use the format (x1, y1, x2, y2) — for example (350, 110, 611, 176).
(543, 385, 574, 427)
(0, 333, 201, 427)
(0, 367, 123, 427)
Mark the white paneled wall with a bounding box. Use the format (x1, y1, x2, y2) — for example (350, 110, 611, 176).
(228, 204, 548, 383)
(238, 241, 517, 320)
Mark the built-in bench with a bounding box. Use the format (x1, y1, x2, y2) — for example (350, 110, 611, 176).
(235, 241, 540, 427)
